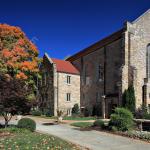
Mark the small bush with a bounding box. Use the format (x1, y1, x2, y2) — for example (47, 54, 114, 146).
(18, 118, 36, 132)
(31, 110, 42, 116)
(144, 113, 150, 120)
(72, 104, 80, 115)
(84, 106, 92, 117)
(109, 107, 134, 131)
(135, 105, 147, 119)
(44, 110, 52, 117)
(111, 126, 118, 132)
(93, 119, 105, 128)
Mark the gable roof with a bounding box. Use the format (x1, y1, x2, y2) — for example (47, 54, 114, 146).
(51, 58, 80, 75)
(66, 28, 124, 62)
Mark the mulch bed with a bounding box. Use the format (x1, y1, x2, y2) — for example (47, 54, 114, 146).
(0, 132, 14, 138)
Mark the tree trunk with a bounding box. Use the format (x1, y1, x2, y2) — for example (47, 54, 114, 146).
(3, 113, 12, 128)
(5, 120, 8, 128)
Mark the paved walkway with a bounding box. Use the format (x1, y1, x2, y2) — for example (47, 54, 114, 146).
(36, 121, 150, 150)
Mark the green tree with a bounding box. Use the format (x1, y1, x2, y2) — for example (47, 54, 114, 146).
(72, 104, 80, 115)
(109, 107, 134, 131)
(0, 73, 31, 127)
(122, 85, 136, 113)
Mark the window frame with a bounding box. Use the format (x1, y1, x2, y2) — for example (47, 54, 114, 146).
(67, 108, 72, 116)
(67, 75, 71, 85)
(66, 93, 71, 101)
(98, 64, 103, 81)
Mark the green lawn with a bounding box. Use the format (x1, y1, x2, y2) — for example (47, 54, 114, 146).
(71, 122, 93, 128)
(0, 128, 79, 150)
(33, 115, 96, 121)
(63, 116, 96, 121)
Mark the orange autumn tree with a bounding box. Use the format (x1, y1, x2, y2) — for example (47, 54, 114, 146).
(0, 24, 40, 95)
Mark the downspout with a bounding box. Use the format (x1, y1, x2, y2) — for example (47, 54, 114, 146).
(104, 46, 106, 96)
(102, 46, 106, 119)
(57, 72, 59, 111)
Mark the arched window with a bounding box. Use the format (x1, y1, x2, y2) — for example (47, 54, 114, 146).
(147, 44, 150, 78)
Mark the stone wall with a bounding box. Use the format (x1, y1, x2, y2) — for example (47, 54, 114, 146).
(72, 38, 123, 117)
(39, 54, 80, 116)
(68, 10, 150, 115)
(57, 72, 80, 115)
(123, 10, 150, 108)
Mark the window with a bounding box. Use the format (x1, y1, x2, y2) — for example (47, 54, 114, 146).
(96, 92, 99, 102)
(96, 92, 101, 102)
(67, 75, 71, 84)
(42, 72, 47, 86)
(147, 44, 150, 78)
(42, 73, 44, 86)
(67, 109, 72, 116)
(45, 72, 48, 85)
(66, 93, 71, 101)
(98, 64, 103, 81)
(86, 76, 90, 85)
(148, 104, 150, 114)
(46, 93, 48, 101)
(84, 65, 88, 85)
(44, 73, 46, 85)
(83, 93, 85, 99)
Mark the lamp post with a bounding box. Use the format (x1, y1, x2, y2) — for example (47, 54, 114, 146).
(102, 95, 106, 119)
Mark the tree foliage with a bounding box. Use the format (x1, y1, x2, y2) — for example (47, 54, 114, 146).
(72, 104, 80, 115)
(0, 73, 31, 127)
(122, 85, 136, 113)
(0, 24, 39, 86)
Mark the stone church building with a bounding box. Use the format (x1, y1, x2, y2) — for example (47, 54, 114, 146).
(38, 53, 80, 116)
(39, 10, 150, 118)
(67, 9, 150, 118)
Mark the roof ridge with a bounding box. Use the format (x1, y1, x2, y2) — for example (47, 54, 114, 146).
(67, 28, 124, 61)
(132, 9, 150, 23)
(52, 57, 69, 62)
(44, 53, 53, 64)
(51, 58, 80, 75)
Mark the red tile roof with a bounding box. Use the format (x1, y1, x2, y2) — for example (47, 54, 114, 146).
(51, 58, 80, 75)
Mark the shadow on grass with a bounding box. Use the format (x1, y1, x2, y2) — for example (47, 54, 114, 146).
(42, 122, 58, 126)
(0, 124, 17, 129)
(72, 126, 93, 131)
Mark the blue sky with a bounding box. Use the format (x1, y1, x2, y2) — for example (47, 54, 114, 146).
(0, 0, 150, 59)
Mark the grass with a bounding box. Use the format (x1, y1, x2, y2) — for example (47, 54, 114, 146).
(0, 128, 79, 150)
(32, 115, 96, 121)
(71, 122, 93, 128)
(63, 116, 96, 121)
